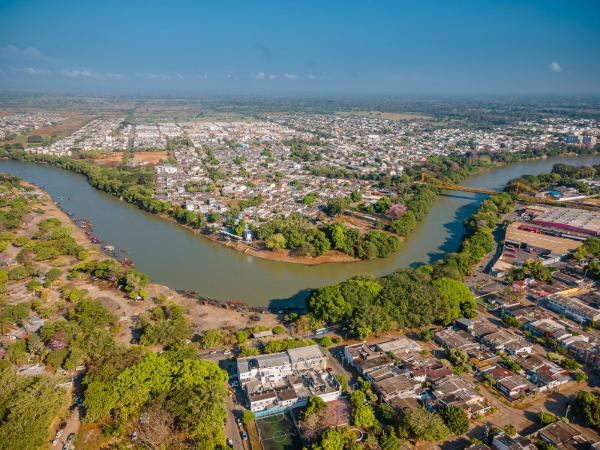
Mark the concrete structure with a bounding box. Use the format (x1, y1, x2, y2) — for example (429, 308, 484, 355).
(236, 345, 339, 415)
(544, 295, 600, 324)
(530, 206, 600, 236)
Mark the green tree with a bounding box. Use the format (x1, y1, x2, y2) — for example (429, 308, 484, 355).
(405, 407, 449, 442)
(574, 390, 600, 430)
(439, 406, 470, 435)
(265, 233, 287, 252)
(242, 409, 255, 425)
(537, 411, 557, 426)
(433, 277, 477, 323)
(302, 396, 326, 420)
(350, 390, 377, 429)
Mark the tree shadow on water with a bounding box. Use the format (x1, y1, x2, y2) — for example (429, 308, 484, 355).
(268, 289, 311, 311)
(422, 199, 485, 264)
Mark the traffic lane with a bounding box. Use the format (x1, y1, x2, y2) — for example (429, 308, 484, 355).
(224, 397, 246, 450)
(326, 347, 354, 382)
(52, 407, 80, 449)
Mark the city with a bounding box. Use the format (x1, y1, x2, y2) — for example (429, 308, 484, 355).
(1, 1, 600, 450)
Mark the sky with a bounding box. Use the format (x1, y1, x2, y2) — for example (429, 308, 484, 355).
(0, 0, 599, 96)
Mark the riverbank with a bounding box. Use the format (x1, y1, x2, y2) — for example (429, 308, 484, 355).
(3, 154, 600, 306)
(2, 147, 597, 269)
(14, 180, 281, 342)
(154, 211, 360, 265)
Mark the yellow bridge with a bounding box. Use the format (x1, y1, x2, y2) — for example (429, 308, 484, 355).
(419, 172, 598, 210)
(419, 172, 498, 195)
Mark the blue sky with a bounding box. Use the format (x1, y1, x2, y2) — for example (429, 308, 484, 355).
(1, 0, 599, 95)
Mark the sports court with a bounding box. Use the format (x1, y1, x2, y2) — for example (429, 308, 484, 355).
(256, 412, 300, 450)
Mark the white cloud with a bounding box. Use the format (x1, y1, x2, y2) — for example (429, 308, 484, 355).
(549, 62, 562, 72)
(22, 67, 51, 76)
(251, 71, 266, 80)
(61, 69, 123, 79)
(284, 73, 298, 80)
(62, 69, 100, 78)
(138, 72, 183, 80)
(307, 74, 317, 80)
(0, 45, 56, 62)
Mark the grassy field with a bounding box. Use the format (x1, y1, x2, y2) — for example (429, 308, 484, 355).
(6, 114, 91, 147)
(256, 413, 300, 450)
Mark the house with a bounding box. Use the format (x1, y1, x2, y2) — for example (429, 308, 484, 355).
(426, 365, 454, 382)
(17, 364, 46, 376)
(374, 337, 422, 356)
(287, 345, 327, 372)
(504, 339, 534, 356)
(398, 352, 440, 382)
(369, 366, 421, 402)
(481, 330, 519, 352)
(455, 318, 474, 332)
(252, 330, 274, 339)
(469, 351, 501, 373)
(525, 318, 570, 341)
(237, 352, 291, 385)
(435, 328, 480, 352)
(49, 331, 68, 350)
(514, 354, 548, 373)
(470, 321, 500, 340)
(431, 375, 491, 417)
(489, 367, 533, 399)
(564, 339, 600, 368)
(530, 364, 570, 390)
(536, 421, 588, 449)
(344, 343, 393, 376)
(544, 295, 600, 325)
(492, 433, 535, 450)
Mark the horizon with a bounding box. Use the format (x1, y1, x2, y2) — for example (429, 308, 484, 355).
(1, 0, 600, 96)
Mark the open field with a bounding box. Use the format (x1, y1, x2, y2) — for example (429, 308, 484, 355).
(6, 114, 91, 146)
(256, 413, 299, 450)
(132, 151, 169, 163)
(93, 151, 169, 165)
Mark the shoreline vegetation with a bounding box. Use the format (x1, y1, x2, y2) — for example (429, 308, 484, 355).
(1, 161, 598, 448)
(303, 160, 596, 340)
(0, 143, 598, 268)
(0, 174, 253, 449)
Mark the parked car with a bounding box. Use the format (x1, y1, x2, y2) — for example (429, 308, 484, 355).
(66, 433, 76, 444)
(236, 417, 242, 426)
(227, 438, 234, 447)
(241, 431, 248, 440)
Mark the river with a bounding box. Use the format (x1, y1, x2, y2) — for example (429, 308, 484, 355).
(2, 154, 600, 307)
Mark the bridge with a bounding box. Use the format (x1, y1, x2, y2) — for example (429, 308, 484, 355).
(419, 172, 498, 195)
(419, 172, 599, 210)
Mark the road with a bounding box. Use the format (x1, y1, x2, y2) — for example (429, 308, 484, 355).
(51, 407, 80, 449)
(224, 397, 246, 450)
(326, 346, 354, 383)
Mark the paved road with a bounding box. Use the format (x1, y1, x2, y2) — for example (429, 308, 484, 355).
(327, 346, 355, 383)
(51, 407, 80, 449)
(225, 397, 246, 450)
